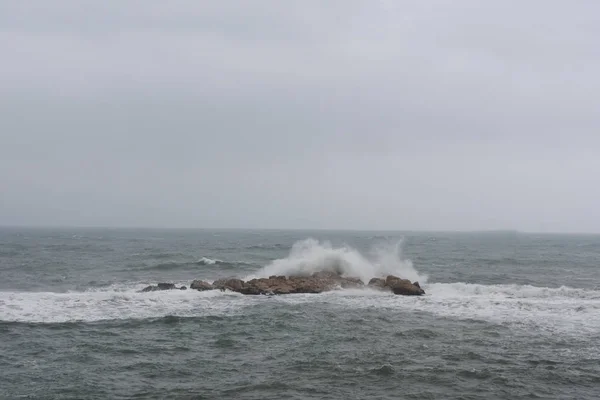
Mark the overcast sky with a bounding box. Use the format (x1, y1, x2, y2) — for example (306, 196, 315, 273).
(1, 1, 599, 232)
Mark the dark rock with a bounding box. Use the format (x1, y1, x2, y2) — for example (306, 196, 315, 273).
(190, 280, 213, 291)
(385, 275, 410, 287)
(368, 278, 386, 288)
(339, 277, 364, 288)
(385, 275, 425, 296)
(239, 285, 264, 295)
(311, 271, 342, 279)
(213, 278, 245, 291)
(141, 272, 423, 296)
(244, 277, 293, 295)
(140, 283, 179, 293)
(157, 283, 176, 290)
(390, 283, 425, 296)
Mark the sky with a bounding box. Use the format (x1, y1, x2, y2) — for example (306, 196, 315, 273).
(1, 1, 599, 232)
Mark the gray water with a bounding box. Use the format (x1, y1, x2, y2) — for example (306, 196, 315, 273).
(1, 228, 599, 399)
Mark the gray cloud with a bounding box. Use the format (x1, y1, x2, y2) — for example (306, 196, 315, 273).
(1, 0, 599, 231)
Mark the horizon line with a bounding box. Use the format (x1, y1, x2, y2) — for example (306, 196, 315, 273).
(0, 224, 598, 235)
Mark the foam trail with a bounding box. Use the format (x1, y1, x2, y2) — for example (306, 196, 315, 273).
(248, 238, 426, 283)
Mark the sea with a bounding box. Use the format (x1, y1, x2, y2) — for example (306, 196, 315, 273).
(1, 228, 599, 399)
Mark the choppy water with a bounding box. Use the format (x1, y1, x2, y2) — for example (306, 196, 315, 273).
(1, 228, 599, 399)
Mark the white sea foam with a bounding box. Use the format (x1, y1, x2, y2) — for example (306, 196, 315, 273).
(246, 238, 426, 283)
(416, 282, 600, 335)
(3, 226, 598, 347)
(0, 284, 250, 323)
(295, 282, 600, 335)
(1, 268, 599, 336)
(197, 257, 222, 265)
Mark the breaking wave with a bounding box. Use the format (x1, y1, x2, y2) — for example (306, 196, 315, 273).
(1, 281, 599, 336)
(247, 238, 426, 283)
(0, 284, 248, 324)
(197, 257, 223, 265)
(142, 258, 243, 271)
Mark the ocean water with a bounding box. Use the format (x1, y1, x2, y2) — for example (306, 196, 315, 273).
(1, 228, 599, 399)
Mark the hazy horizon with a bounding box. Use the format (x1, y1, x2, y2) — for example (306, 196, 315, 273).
(2, 224, 599, 236)
(2, 1, 599, 233)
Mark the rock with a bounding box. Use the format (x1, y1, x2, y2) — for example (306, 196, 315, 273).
(157, 283, 176, 290)
(269, 275, 287, 280)
(238, 275, 341, 295)
(390, 282, 425, 296)
(140, 283, 179, 292)
(239, 285, 264, 295)
(368, 278, 386, 288)
(339, 277, 364, 288)
(365, 276, 425, 295)
(243, 277, 294, 295)
(385, 275, 425, 296)
(190, 280, 213, 291)
(140, 272, 423, 296)
(213, 278, 245, 291)
(311, 271, 339, 279)
(385, 275, 410, 287)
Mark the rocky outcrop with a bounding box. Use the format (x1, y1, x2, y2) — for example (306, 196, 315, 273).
(140, 282, 187, 292)
(212, 278, 245, 291)
(186, 273, 425, 296)
(366, 275, 424, 295)
(384, 275, 425, 296)
(368, 277, 386, 289)
(141, 274, 424, 296)
(190, 280, 213, 291)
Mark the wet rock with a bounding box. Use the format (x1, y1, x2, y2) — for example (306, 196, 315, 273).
(243, 277, 293, 295)
(142, 273, 423, 296)
(268, 275, 287, 280)
(190, 280, 213, 291)
(140, 283, 179, 292)
(213, 278, 245, 291)
(239, 275, 341, 295)
(385, 275, 411, 287)
(390, 282, 425, 296)
(292, 276, 333, 293)
(311, 271, 342, 279)
(339, 277, 364, 289)
(367, 278, 386, 288)
(157, 283, 176, 290)
(385, 275, 425, 296)
(180, 286, 187, 290)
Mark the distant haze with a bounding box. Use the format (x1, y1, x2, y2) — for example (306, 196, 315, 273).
(1, 1, 599, 232)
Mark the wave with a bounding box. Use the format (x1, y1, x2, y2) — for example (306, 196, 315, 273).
(0, 283, 248, 324)
(245, 244, 288, 250)
(246, 238, 426, 283)
(274, 282, 600, 336)
(196, 257, 223, 265)
(416, 282, 600, 335)
(1, 282, 599, 336)
(141, 258, 245, 271)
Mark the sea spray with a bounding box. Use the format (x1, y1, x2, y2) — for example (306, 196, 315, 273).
(247, 238, 427, 283)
